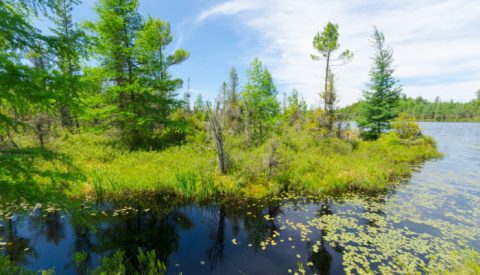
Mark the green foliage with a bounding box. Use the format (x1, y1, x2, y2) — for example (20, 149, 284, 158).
(357, 27, 401, 140)
(136, 248, 166, 275)
(72, 248, 166, 274)
(91, 251, 127, 274)
(0, 255, 54, 275)
(269, 128, 440, 194)
(392, 113, 422, 139)
(284, 89, 307, 127)
(450, 249, 480, 275)
(242, 58, 280, 143)
(2, 248, 166, 275)
(342, 95, 480, 122)
(0, 1, 54, 136)
(0, 144, 84, 202)
(311, 22, 352, 62)
(85, 0, 189, 148)
(224, 67, 243, 134)
(49, 0, 89, 129)
(431, 249, 480, 275)
(398, 96, 480, 121)
(311, 22, 352, 132)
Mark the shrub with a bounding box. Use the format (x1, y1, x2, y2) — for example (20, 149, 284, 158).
(392, 113, 422, 139)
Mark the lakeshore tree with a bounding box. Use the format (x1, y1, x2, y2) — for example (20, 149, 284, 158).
(311, 22, 353, 132)
(357, 27, 402, 139)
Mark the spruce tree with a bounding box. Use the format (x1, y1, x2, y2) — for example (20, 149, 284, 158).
(49, 0, 88, 129)
(86, 0, 189, 147)
(358, 27, 402, 140)
(225, 67, 242, 134)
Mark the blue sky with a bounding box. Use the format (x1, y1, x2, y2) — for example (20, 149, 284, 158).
(37, 0, 480, 106)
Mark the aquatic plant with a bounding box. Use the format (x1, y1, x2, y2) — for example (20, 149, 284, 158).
(0, 255, 54, 275)
(73, 248, 166, 275)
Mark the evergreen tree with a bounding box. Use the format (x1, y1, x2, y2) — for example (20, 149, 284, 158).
(86, 0, 189, 147)
(0, 1, 54, 144)
(85, 0, 142, 143)
(358, 27, 402, 139)
(225, 67, 242, 134)
(49, 0, 88, 129)
(194, 94, 205, 114)
(135, 17, 189, 141)
(242, 58, 279, 143)
(311, 22, 352, 131)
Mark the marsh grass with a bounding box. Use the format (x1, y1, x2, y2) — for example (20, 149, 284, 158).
(0, 248, 166, 275)
(2, 127, 441, 202)
(0, 255, 54, 274)
(0, 146, 84, 203)
(436, 249, 480, 275)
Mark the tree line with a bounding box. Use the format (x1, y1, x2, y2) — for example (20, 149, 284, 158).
(1, 0, 406, 157)
(342, 94, 480, 122)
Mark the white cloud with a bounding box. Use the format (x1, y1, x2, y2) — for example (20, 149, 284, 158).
(195, 0, 257, 24)
(196, 0, 480, 106)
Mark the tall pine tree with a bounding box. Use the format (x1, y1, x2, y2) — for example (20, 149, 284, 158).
(242, 58, 279, 143)
(49, 0, 88, 129)
(86, 0, 189, 147)
(358, 27, 402, 140)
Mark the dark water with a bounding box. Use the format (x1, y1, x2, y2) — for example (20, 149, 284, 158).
(1, 123, 479, 274)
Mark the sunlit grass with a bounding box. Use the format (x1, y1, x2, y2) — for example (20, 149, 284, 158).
(2, 127, 441, 201)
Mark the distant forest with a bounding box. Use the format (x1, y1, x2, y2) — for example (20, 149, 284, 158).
(341, 93, 480, 122)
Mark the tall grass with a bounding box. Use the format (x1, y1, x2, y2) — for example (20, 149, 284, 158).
(4, 126, 441, 201)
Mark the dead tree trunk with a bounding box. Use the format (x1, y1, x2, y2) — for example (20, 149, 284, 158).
(244, 101, 251, 144)
(207, 104, 229, 174)
(7, 132, 19, 149)
(265, 139, 279, 180)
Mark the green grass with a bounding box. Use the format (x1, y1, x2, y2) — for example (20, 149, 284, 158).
(428, 249, 480, 275)
(0, 248, 165, 275)
(1, 126, 441, 202)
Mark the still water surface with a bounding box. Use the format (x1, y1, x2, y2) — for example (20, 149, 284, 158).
(1, 122, 479, 274)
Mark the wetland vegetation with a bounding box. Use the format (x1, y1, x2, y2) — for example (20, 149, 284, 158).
(1, 0, 478, 274)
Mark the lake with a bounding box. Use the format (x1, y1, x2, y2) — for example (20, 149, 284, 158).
(1, 122, 479, 274)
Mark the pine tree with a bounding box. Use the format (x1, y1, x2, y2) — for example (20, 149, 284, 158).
(311, 22, 352, 131)
(135, 17, 189, 140)
(86, 1, 189, 147)
(194, 94, 205, 114)
(49, 0, 88, 129)
(358, 27, 402, 140)
(225, 67, 242, 134)
(0, 1, 53, 145)
(85, 0, 142, 142)
(242, 58, 280, 143)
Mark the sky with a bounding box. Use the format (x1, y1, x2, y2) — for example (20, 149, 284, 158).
(38, 0, 480, 106)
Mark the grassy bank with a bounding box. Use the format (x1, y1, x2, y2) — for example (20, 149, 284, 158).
(1, 127, 441, 202)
